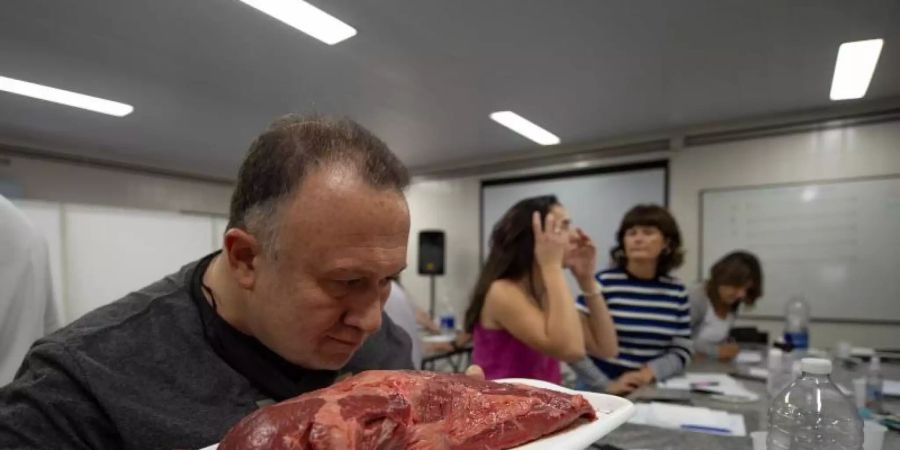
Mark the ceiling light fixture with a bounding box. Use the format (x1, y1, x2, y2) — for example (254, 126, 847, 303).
(829, 39, 883, 101)
(0, 75, 133, 117)
(489, 111, 560, 146)
(239, 0, 357, 45)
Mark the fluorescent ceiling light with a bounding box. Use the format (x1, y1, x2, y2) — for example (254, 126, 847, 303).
(829, 39, 883, 101)
(490, 111, 560, 146)
(0, 75, 133, 117)
(239, 0, 356, 45)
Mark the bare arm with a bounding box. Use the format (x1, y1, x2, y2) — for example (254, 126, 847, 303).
(483, 212, 587, 362)
(486, 276, 586, 362)
(578, 289, 618, 358)
(566, 228, 618, 358)
(413, 305, 440, 333)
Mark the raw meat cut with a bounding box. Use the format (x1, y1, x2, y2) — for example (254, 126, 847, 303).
(218, 370, 596, 450)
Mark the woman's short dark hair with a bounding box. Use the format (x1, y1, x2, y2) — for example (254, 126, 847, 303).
(463, 195, 559, 332)
(706, 251, 764, 310)
(610, 204, 684, 276)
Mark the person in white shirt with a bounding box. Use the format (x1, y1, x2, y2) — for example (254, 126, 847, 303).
(384, 279, 455, 369)
(383, 280, 426, 369)
(0, 194, 60, 385)
(688, 251, 763, 361)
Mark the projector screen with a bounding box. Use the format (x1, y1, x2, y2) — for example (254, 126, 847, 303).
(481, 162, 667, 290)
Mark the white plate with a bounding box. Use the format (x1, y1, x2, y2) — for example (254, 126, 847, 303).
(495, 378, 635, 449)
(200, 378, 633, 450)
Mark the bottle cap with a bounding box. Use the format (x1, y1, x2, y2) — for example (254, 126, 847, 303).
(801, 357, 832, 375)
(870, 355, 881, 371)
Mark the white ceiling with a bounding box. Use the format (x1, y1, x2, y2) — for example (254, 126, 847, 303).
(1, 0, 898, 178)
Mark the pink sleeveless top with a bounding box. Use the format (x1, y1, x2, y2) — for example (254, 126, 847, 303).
(472, 322, 562, 384)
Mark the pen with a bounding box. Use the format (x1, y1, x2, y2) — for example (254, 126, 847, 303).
(680, 424, 732, 434)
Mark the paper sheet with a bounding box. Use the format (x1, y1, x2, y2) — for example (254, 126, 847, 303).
(747, 367, 769, 379)
(628, 402, 747, 436)
(735, 350, 762, 364)
(657, 373, 760, 401)
(884, 379, 900, 397)
(658, 372, 731, 389)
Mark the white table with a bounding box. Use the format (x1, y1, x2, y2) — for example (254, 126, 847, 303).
(593, 359, 899, 450)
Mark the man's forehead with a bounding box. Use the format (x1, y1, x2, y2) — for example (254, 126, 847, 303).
(314, 240, 408, 274)
(289, 170, 407, 217)
(285, 204, 410, 244)
(312, 230, 408, 252)
(284, 215, 409, 257)
(272, 168, 410, 264)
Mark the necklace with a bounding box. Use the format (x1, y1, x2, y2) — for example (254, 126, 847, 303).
(201, 282, 219, 312)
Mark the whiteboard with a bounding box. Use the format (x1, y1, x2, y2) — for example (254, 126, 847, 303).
(12, 200, 65, 321)
(482, 165, 667, 290)
(701, 176, 900, 322)
(64, 205, 216, 321)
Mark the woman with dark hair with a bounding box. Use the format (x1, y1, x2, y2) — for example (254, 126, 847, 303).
(464, 195, 617, 383)
(689, 251, 764, 361)
(572, 204, 693, 395)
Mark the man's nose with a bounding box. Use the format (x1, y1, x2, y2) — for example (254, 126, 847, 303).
(343, 289, 383, 334)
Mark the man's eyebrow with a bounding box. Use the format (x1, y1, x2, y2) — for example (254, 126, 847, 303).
(325, 264, 408, 277)
(323, 267, 370, 276)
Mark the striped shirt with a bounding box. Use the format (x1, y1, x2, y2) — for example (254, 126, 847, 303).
(576, 268, 693, 380)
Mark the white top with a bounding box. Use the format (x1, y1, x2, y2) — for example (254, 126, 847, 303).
(0, 195, 60, 385)
(383, 281, 422, 369)
(688, 284, 735, 356)
(696, 305, 733, 346)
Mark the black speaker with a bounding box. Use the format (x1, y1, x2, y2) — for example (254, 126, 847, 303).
(418, 230, 445, 275)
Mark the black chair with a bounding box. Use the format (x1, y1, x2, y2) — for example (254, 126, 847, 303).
(420, 345, 473, 372)
(729, 327, 768, 345)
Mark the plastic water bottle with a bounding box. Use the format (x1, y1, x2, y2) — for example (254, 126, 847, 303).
(767, 348, 794, 397)
(830, 341, 857, 396)
(784, 296, 810, 351)
(439, 314, 456, 333)
(865, 356, 884, 413)
(436, 294, 456, 333)
(767, 358, 863, 450)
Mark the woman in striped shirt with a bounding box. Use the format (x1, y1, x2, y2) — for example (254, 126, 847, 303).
(573, 204, 693, 395)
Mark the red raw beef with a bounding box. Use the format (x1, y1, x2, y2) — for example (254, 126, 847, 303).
(218, 370, 596, 450)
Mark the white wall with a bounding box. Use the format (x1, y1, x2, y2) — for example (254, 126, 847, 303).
(14, 199, 229, 324)
(670, 120, 900, 349)
(0, 155, 233, 214)
(403, 177, 481, 319)
(1, 156, 233, 323)
(63, 205, 220, 321)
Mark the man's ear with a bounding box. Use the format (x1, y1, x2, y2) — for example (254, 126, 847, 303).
(223, 228, 262, 289)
